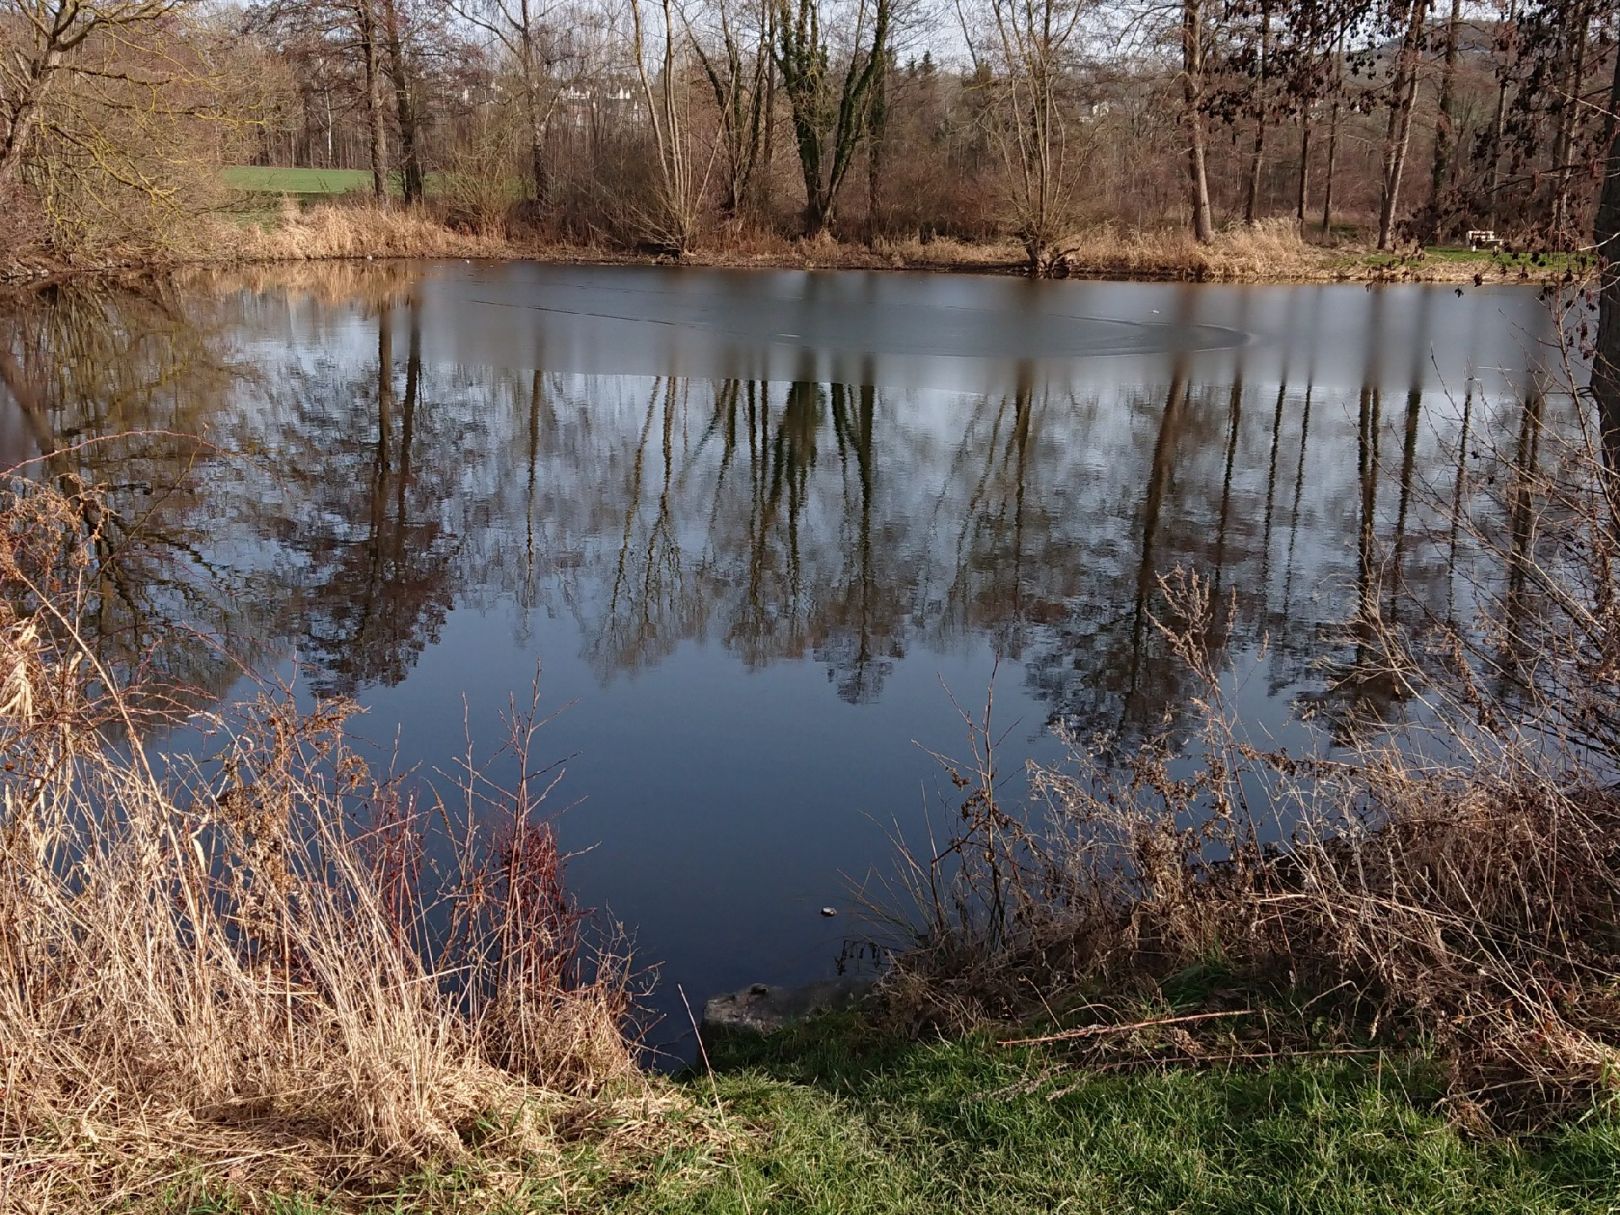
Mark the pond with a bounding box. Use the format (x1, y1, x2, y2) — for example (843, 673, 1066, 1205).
(0, 260, 1571, 1055)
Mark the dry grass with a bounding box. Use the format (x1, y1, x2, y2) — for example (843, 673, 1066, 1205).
(6, 200, 1574, 286)
(0, 471, 707, 1212)
(881, 415, 1620, 1129)
(226, 200, 514, 262)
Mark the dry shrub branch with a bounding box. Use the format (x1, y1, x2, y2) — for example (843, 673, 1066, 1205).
(0, 468, 692, 1211)
(886, 416, 1620, 1129)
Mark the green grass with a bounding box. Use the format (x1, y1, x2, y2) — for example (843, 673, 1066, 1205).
(184, 1013, 1620, 1214)
(220, 166, 380, 196)
(1348, 246, 1594, 274)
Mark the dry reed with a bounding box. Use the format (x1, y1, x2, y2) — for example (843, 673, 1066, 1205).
(0, 470, 699, 1212)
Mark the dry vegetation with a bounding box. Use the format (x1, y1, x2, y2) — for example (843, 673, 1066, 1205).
(0, 470, 710, 1212)
(22, 203, 1556, 286)
(882, 411, 1620, 1129)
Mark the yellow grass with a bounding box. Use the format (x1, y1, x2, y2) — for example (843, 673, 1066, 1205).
(0, 476, 714, 1212)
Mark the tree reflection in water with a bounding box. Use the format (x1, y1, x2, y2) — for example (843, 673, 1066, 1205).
(0, 264, 1574, 752)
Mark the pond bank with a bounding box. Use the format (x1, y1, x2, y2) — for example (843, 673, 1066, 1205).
(194, 1010, 1620, 1213)
(0, 203, 1584, 289)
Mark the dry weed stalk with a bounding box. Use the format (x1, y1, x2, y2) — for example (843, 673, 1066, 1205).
(886, 423, 1620, 1127)
(0, 471, 687, 1212)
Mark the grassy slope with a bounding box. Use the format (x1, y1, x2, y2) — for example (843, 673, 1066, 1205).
(192, 1014, 1620, 1214)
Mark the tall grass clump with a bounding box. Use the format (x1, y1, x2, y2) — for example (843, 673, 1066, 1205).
(0, 468, 683, 1211)
(884, 400, 1620, 1129)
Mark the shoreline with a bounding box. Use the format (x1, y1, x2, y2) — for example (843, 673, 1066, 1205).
(0, 228, 1584, 292)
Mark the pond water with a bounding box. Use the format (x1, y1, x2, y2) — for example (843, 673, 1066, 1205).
(0, 261, 1571, 1055)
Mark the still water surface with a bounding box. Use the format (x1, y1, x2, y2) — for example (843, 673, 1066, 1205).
(0, 261, 1568, 1051)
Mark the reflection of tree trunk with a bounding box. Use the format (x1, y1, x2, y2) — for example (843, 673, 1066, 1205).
(395, 302, 420, 566)
(1282, 384, 1312, 613)
(0, 347, 57, 459)
(1355, 383, 1381, 663)
(1501, 392, 1544, 677)
(1261, 378, 1286, 595)
(1445, 386, 1472, 622)
(1213, 376, 1243, 593)
(1127, 363, 1189, 709)
(1388, 388, 1421, 624)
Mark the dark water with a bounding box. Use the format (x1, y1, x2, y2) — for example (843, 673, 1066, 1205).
(0, 261, 1570, 1053)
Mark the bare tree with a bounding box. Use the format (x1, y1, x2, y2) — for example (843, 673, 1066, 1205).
(1376, 0, 1428, 250)
(627, 0, 720, 251)
(958, 0, 1091, 272)
(451, 0, 577, 201)
(1180, 0, 1214, 241)
(684, 0, 773, 217)
(0, 0, 196, 194)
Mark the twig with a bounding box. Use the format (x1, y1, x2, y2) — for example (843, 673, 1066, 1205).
(999, 1008, 1252, 1047)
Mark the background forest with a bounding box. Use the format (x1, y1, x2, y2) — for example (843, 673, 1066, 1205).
(0, 0, 1614, 269)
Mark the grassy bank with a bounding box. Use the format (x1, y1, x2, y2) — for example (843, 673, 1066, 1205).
(1, 195, 1585, 286)
(184, 1011, 1620, 1214)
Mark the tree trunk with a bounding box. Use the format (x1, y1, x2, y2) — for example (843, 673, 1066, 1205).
(1244, 0, 1272, 225)
(1296, 110, 1311, 227)
(379, 0, 423, 204)
(1591, 31, 1620, 466)
(0, 48, 62, 197)
(1486, 1, 1517, 232)
(359, 0, 389, 201)
(1377, 0, 1427, 251)
(1182, 0, 1214, 242)
(1321, 25, 1343, 235)
(1550, 4, 1591, 247)
(1427, 0, 1462, 238)
(866, 50, 888, 245)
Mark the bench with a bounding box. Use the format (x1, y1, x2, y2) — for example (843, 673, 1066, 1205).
(1466, 229, 1503, 251)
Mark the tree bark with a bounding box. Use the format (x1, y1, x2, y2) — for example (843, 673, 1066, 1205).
(1550, 3, 1591, 247)
(1182, 0, 1214, 242)
(0, 48, 62, 196)
(359, 0, 389, 201)
(1244, 0, 1272, 225)
(1377, 0, 1427, 251)
(1591, 29, 1620, 467)
(1427, 0, 1462, 238)
(1296, 109, 1311, 227)
(379, 0, 423, 204)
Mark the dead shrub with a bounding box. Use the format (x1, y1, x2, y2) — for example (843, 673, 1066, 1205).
(884, 417, 1620, 1127)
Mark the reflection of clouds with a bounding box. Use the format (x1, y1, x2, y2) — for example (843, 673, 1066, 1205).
(14, 268, 1576, 746)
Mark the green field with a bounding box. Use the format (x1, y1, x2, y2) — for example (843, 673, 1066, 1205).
(221, 165, 380, 196)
